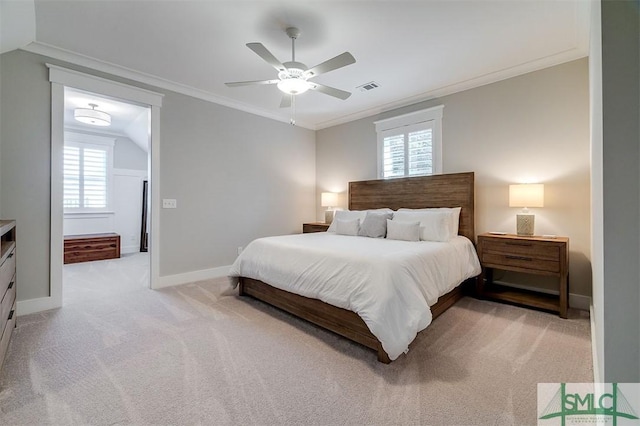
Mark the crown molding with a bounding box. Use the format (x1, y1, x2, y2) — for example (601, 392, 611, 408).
(22, 41, 315, 130)
(23, 38, 587, 132)
(314, 47, 588, 130)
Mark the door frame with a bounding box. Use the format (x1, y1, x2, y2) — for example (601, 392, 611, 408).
(48, 64, 164, 308)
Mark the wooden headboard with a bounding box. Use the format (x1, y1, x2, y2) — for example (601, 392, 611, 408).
(348, 172, 475, 242)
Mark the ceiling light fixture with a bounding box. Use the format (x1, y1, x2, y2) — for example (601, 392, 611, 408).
(276, 67, 310, 95)
(277, 75, 310, 95)
(74, 103, 111, 127)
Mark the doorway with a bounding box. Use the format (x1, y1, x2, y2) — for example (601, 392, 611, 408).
(49, 65, 163, 309)
(62, 88, 151, 301)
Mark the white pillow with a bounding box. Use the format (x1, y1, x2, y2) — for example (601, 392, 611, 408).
(335, 218, 360, 236)
(386, 220, 420, 242)
(398, 207, 462, 237)
(327, 209, 393, 232)
(392, 210, 453, 242)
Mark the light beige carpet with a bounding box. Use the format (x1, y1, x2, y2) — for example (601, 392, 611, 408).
(0, 254, 592, 425)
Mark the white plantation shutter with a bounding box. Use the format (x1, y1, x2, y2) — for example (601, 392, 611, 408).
(408, 128, 432, 175)
(375, 106, 443, 179)
(382, 133, 405, 178)
(63, 146, 81, 208)
(63, 136, 113, 211)
(82, 148, 108, 208)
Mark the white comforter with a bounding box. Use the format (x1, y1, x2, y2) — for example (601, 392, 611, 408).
(229, 232, 481, 360)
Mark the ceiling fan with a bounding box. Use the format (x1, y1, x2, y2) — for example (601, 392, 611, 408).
(225, 27, 356, 108)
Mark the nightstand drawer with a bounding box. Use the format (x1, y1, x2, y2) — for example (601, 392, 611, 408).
(482, 253, 560, 273)
(481, 239, 560, 261)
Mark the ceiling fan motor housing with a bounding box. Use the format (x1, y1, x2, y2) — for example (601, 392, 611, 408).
(283, 61, 307, 72)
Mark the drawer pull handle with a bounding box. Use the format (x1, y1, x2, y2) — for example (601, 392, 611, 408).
(8, 310, 14, 320)
(8, 281, 13, 289)
(505, 242, 532, 247)
(505, 255, 533, 261)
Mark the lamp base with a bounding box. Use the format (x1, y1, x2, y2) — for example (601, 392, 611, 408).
(516, 213, 535, 236)
(325, 210, 334, 224)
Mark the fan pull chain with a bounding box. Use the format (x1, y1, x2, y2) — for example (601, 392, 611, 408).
(290, 95, 296, 126)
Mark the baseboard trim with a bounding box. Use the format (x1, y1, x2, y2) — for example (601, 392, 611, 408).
(155, 265, 231, 289)
(492, 280, 591, 311)
(590, 303, 600, 383)
(17, 296, 62, 316)
(568, 293, 591, 311)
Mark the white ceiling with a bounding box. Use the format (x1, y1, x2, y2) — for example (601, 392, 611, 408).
(21, 1, 590, 130)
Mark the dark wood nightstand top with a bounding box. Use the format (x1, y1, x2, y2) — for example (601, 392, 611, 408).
(303, 222, 330, 233)
(477, 233, 569, 244)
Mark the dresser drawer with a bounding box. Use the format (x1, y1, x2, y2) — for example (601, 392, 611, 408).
(481, 239, 560, 261)
(0, 274, 16, 331)
(482, 253, 560, 273)
(0, 300, 16, 369)
(0, 220, 16, 371)
(0, 248, 16, 295)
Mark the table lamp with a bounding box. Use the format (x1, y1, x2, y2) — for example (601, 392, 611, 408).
(321, 192, 338, 224)
(509, 184, 544, 236)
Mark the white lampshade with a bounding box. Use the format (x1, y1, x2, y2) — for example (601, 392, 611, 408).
(509, 184, 544, 208)
(74, 103, 111, 127)
(321, 192, 338, 207)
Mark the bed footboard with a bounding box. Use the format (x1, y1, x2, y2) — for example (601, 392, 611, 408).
(238, 277, 470, 363)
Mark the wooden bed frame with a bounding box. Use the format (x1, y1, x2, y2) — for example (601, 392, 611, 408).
(239, 172, 476, 363)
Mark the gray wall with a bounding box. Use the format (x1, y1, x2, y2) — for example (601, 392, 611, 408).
(0, 49, 315, 300)
(0, 50, 52, 301)
(114, 137, 147, 171)
(601, 0, 640, 383)
(317, 58, 591, 298)
(159, 92, 315, 276)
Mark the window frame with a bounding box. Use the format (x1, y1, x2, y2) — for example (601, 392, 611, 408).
(374, 105, 444, 179)
(63, 132, 115, 214)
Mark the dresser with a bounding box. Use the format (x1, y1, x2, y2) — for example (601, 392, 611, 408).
(476, 233, 569, 318)
(0, 220, 16, 369)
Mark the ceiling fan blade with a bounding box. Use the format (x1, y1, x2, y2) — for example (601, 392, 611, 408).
(308, 83, 351, 100)
(225, 79, 279, 87)
(304, 52, 356, 78)
(280, 94, 292, 108)
(246, 43, 287, 73)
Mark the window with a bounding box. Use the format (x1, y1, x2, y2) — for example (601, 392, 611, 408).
(375, 105, 443, 179)
(64, 133, 114, 212)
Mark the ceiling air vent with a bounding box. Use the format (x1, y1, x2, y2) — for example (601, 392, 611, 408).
(357, 81, 380, 92)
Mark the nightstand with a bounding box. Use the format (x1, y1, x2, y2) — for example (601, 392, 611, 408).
(302, 222, 330, 233)
(476, 233, 569, 318)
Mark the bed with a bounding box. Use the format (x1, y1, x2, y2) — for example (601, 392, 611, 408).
(230, 172, 479, 363)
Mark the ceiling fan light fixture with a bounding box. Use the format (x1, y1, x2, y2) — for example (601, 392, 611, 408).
(225, 26, 355, 104)
(74, 103, 111, 127)
(277, 77, 310, 95)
